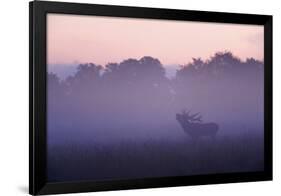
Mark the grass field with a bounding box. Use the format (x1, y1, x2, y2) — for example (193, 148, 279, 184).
(47, 133, 263, 182)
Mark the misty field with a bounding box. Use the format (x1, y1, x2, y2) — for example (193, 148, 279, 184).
(47, 132, 263, 182)
(47, 52, 264, 182)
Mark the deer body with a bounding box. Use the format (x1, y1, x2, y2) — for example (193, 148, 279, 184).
(176, 112, 219, 140)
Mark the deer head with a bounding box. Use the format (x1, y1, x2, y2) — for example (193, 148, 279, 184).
(176, 110, 202, 124)
(176, 109, 219, 139)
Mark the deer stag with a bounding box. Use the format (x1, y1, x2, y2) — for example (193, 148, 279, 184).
(176, 110, 219, 140)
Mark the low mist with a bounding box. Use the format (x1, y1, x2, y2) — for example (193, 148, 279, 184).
(47, 52, 264, 182)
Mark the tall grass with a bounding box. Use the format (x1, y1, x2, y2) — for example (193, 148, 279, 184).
(47, 133, 263, 182)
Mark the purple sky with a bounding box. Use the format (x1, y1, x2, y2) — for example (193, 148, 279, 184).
(47, 13, 264, 67)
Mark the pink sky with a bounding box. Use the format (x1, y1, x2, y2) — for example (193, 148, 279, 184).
(47, 13, 263, 67)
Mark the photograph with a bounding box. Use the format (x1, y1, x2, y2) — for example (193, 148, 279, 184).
(47, 13, 265, 183)
(0, 0, 277, 195)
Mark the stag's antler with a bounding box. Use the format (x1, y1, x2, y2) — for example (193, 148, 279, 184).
(182, 110, 203, 122)
(181, 109, 190, 119)
(192, 114, 202, 122)
(190, 113, 200, 118)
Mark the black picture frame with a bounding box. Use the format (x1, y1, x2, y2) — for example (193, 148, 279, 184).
(29, 1, 273, 195)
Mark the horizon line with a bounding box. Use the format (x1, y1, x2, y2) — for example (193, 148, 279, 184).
(48, 52, 264, 68)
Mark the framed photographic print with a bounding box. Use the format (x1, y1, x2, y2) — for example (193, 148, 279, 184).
(29, 1, 272, 195)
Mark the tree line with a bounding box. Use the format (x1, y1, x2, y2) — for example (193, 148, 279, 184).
(47, 51, 264, 133)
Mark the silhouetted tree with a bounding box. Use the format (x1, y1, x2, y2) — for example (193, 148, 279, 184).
(48, 72, 65, 99)
(176, 51, 262, 80)
(65, 63, 103, 94)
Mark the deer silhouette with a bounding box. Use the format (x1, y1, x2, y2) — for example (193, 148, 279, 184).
(176, 110, 219, 140)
